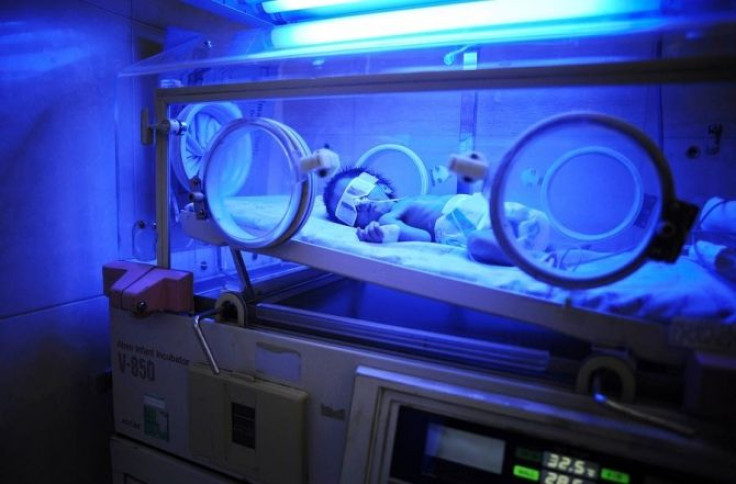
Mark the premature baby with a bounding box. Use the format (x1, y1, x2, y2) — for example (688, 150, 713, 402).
(323, 168, 549, 265)
(323, 167, 550, 266)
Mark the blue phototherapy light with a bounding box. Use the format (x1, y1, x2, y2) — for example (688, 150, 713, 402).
(269, 0, 661, 49)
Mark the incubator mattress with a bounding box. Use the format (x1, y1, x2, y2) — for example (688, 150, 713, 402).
(226, 196, 736, 326)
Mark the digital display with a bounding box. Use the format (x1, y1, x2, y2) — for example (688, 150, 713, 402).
(541, 469, 594, 484)
(392, 406, 656, 484)
(424, 423, 506, 474)
(543, 451, 599, 479)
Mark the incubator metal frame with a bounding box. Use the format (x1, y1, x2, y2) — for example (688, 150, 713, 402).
(150, 55, 735, 367)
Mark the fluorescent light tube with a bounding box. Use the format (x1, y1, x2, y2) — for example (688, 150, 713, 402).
(270, 0, 661, 48)
(262, 0, 359, 14)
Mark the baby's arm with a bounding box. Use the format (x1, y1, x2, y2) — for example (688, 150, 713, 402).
(379, 211, 432, 242)
(356, 221, 387, 243)
(357, 220, 431, 243)
(355, 200, 433, 243)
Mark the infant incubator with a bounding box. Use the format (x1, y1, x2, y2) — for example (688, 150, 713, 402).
(108, 2, 736, 483)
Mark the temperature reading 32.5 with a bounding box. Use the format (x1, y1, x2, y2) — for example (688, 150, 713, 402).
(543, 452, 599, 479)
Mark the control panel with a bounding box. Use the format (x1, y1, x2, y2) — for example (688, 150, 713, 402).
(389, 406, 714, 484)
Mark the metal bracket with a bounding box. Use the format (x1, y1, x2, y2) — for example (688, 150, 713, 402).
(188, 177, 209, 219)
(231, 248, 257, 304)
(647, 200, 699, 262)
(140, 107, 188, 146)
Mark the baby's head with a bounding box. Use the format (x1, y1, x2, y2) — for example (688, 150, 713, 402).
(324, 167, 396, 228)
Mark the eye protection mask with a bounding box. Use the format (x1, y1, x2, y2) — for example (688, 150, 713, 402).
(335, 172, 378, 226)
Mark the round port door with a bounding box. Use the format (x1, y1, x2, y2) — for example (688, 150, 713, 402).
(356, 144, 429, 196)
(171, 102, 244, 189)
(200, 117, 315, 249)
(488, 112, 678, 288)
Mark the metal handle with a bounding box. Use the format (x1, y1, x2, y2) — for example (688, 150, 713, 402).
(592, 374, 695, 437)
(193, 309, 220, 375)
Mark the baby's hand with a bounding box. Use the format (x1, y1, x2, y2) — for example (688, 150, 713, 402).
(357, 221, 386, 243)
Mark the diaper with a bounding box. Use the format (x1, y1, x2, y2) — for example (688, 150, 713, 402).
(434, 193, 490, 247)
(434, 193, 550, 251)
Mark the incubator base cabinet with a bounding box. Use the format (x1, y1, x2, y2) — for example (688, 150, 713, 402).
(109, 305, 734, 484)
(110, 1, 736, 483)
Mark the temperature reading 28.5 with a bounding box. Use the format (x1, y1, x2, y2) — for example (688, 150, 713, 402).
(543, 452, 599, 479)
(542, 470, 593, 484)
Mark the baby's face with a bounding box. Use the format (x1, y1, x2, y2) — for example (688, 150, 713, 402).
(333, 177, 393, 228)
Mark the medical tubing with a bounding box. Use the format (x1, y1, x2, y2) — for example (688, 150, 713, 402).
(359, 197, 404, 206)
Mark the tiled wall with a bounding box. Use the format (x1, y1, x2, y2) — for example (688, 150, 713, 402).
(284, 50, 735, 208)
(0, 1, 242, 482)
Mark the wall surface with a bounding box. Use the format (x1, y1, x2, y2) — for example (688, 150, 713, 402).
(0, 1, 243, 482)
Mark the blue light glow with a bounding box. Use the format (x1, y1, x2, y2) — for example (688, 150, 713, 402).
(270, 0, 661, 49)
(0, 22, 87, 81)
(263, 0, 358, 14)
(256, 16, 671, 60)
(262, 0, 447, 17)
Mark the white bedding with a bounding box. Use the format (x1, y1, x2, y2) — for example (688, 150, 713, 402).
(226, 195, 736, 325)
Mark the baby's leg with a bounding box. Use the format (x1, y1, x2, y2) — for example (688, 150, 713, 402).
(467, 229, 514, 266)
